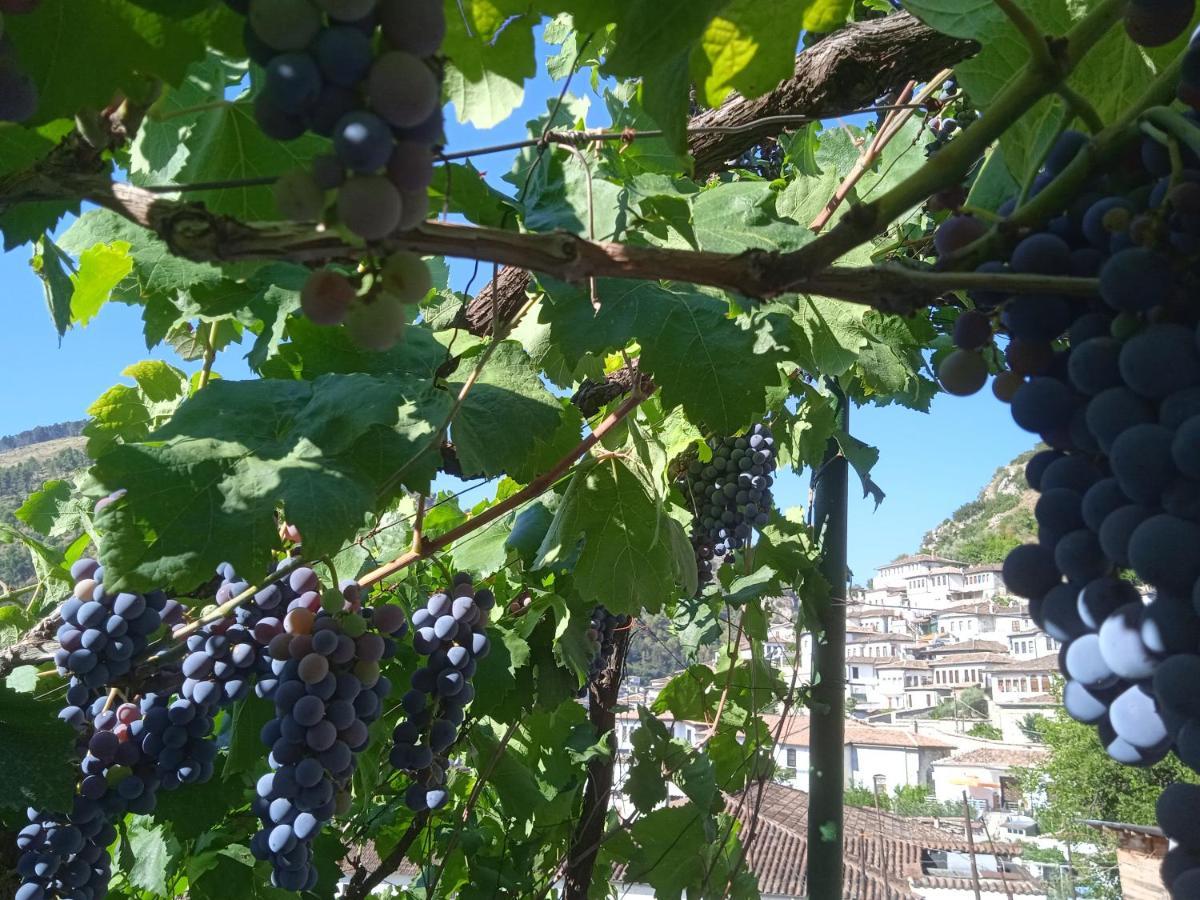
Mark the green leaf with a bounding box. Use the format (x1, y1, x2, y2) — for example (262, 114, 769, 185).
(31, 235, 75, 339)
(83, 360, 191, 457)
(0, 685, 78, 820)
(533, 457, 679, 615)
(691, 181, 809, 253)
(692, 0, 807, 106)
(90, 375, 450, 591)
(222, 696, 274, 779)
(538, 277, 793, 433)
(132, 55, 329, 220)
(126, 817, 175, 896)
(70, 241, 134, 327)
(443, 10, 538, 128)
(618, 804, 712, 899)
(5, 666, 38, 694)
(5, 0, 241, 125)
(59, 210, 226, 315)
(15, 479, 72, 535)
(451, 342, 583, 482)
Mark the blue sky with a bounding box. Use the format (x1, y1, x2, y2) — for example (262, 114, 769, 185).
(0, 33, 1034, 583)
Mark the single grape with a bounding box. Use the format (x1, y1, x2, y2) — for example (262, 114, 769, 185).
(378, 0, 446, 58)
(367, 52, 441, 129)
(248, 0, 322, 51)
(273, 168, 326, 222)
(380, 251, 433, 302)
(345, 295, 406, 351)
(937, 349, 988, 396)
(301, 269, 356, 326)
(337, 175, 403, 240)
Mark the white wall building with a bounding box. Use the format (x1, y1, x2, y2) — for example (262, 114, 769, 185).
(929, 652, 1010, 690)
(764, 713, 954, 793)
(932, 747, 1048, 812)
(933, 601, 1034, 641)
(1006, 629, 1060, 659)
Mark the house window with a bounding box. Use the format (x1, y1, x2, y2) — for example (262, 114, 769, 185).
(851, 667, 860, 679)
(786, 748, 797, 767)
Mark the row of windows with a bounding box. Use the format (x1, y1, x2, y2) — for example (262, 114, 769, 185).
(933, 667, 982, 684)
(996, 674, 1052, 694)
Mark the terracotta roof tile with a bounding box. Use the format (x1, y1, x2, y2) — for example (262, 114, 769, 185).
(926, 651, 1012, 666)
(763, 713, 955, 749)
(992, 653, 1059, 672)
(933, 747, 1049, 768)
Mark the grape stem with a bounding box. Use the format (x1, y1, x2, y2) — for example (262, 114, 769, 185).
(197, 320, 219, 391)
(992, 0, 1055, 71)
(1058, 83, 1105, 135)
(1144, 106, 1200, 161)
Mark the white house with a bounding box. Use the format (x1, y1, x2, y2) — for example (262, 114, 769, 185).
(875, 659, 934, 710)
(765, 713, 954, 793)
(848, 606, 913, 634)
(959, 564, 1008, 601)
(847, 633, 922, 659)
(919, 639, 1009, 660)
(988, 654, 1058, 702)
(846, 656, 898, 709)
(932, 747, 1048, 812)
(905, 566, 967, 610)
(872, 554, 966, 590)
(928, 652, 1010, 690)
(1007, 628, 1060, 659)
(933, 600, 1034, 641)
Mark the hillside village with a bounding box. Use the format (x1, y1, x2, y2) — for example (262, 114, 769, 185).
(599, 553, 1082, 900)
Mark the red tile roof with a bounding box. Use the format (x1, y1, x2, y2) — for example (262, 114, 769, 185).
(933, 747, 1049, 768)
(763, 713, 955, 750)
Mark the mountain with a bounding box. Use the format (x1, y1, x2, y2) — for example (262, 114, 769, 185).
(918, 448, 1039, 565)
(0, 423, 88, 588)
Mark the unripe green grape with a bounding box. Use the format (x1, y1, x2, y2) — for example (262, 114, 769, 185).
(938, 349, 988, 396)
(337, 175, 403, 240)
(345, 295, 406, 351)
(273, 168, 326, 221)
(367, 51, 441, 128)
(381, 251, 433, 303)
(301, 269, 356, 326)
(248, 0, 321, 51)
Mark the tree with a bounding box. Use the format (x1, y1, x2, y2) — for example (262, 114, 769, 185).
(967, 722, 1003, 740)
(0, 2, 1194, 900)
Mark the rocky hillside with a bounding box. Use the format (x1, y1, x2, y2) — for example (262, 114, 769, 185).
(0, 425, 88, 588)
(918, 448, 1039, 565)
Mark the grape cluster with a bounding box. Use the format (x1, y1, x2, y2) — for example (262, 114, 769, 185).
(929, 30, 1200, 896)
(923, 76, 978, 159)
(0, 0, 40, 123)
(16, 698, 159, 900)
(54, 557, 180, 721)
(581, 606, 629, 694)
(224, 0, 444, 351)
(250, 583, 407, 890)
(680, 424, 777, 587)
(390, 573, 492, 813)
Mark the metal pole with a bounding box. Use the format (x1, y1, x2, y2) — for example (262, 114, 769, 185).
(963, 791, 983, 900)
(805, 392, 849, 900)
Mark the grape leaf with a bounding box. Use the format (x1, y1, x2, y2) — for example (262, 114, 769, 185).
(84, 360, 191, 457)
(449, 342, 584, 482)
(537, 277, 793, 433)
(0, 685, 78, 822)
(90, 375, 450, 591)
(532, 457, 679, 615)
(14, 479, 72, 535)
(70, 241, 134, 327)
(126, 818, 176, 897)
(443, 10, 538, 129)
(132, 55, 329, 221)
(4, 0, 242, 126)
